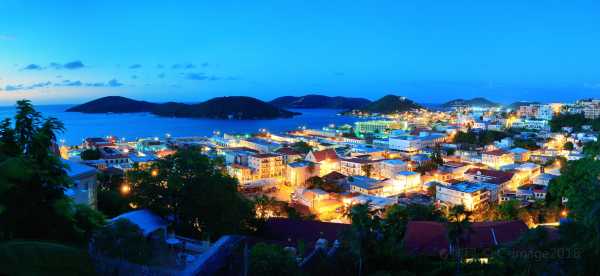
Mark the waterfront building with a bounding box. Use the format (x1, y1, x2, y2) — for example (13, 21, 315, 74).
(354, 120, 398, 135)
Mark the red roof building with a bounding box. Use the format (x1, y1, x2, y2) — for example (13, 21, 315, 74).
(306, 149, 339, 163)
(464, 168, 516, 190)
(403, 221, 450, 257)
(460, 220, 528, 250)
(403, 220, 528, 257)
(260, 218, 350, 248)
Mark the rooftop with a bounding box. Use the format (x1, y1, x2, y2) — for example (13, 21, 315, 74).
(275, 147, 302, 155)
(349, 176, 385, 190)
(252, 153, 281, 158)
(465, 168, 515, 184)
(62, 159, 97, 178)
(443, 182, 488, 193)
(309, 149, 338, 162)
(483, 149, 510, 156)
(110, 209, 168, 237)
(288, 160, 315, 168)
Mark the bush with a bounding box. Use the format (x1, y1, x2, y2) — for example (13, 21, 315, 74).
(80, 148, 101, 160)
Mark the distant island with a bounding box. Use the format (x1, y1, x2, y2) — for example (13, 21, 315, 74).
(269, 94, 371, 109)
(347, 95, 423, 114)
(442, 97, 499, 108)
(66, 96, 300, 120)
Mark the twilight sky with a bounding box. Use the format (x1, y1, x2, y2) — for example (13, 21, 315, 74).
(1, 0, 599, 105)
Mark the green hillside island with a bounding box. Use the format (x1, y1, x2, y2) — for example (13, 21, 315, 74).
(345, 95, 424, 115)
(442, 97, 500, 108)
(66, 96, 301, 119)
(269, 94, 371, 109)
(507, 101, 541, 110)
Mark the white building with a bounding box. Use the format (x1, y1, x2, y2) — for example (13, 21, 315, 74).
(378, 159, 407, 179)
(392, 171, 422, 194)
(482, 149, 514, 169)
(340, 157, 379, 177)
(436, 182, 490, 211)
(286, 161, 320, 188)
(388, 132, 446, 153)
(63, 159, 98, 208)
(248, 153, 285, 180)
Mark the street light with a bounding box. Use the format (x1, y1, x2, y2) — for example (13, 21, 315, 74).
(561, 209, 568, 217)
(120, 184, 131, 195)
(151, 169, 159, 177)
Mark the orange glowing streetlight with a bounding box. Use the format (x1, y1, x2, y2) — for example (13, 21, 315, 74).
(561, 209, 568, 217)
(120, 184, 131, 195)
(151, 169, 159, 177)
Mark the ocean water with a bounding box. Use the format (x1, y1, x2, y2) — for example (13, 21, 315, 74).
(0, 105, 362, 145)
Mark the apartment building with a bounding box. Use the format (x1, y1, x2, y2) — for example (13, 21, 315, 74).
(248, 153, 285, 180)
(388, 132, 446, 153)
(339, 157, 380, 177)
(481, 149, 514, 169)
(305, 149, 340, 176)
(436, 182, 491, 211)
(286, 161, 320, 188)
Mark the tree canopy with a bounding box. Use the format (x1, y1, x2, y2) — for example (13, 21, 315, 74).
(0, 100, 105, 243)
(291, 141, 312, 154)
(128, 148, 255, 240)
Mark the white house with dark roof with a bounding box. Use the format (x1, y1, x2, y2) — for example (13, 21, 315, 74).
(63, 159, 98, 208)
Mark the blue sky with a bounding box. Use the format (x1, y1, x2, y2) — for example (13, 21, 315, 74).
(1, 0, 599, 105)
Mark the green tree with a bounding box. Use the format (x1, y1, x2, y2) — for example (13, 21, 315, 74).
(563, 141, 574, 151)
(80, 148, 101, 160)
(415, 161, 438, 173)
(583, 140, 600, 158)
(446, 205, 472, 275)
(291, 141, 312, 154)
(344, 203, 377, 275)
(249, 243, 299, 276)
(91, 219, 151, 264)
(514, 138, 541, 150)
(548, 158, 600, 220)
(254, 195, 287, 219)
(96, 171, 131, 217)
(306, 176, 325, 189)
(361, 164, 374, 177)
(431, 145, 444, 165)
(549, 113, 589, 132)
(128, 148, 255, 240)
(0, 100, 104, 242)
(497, 199, 520, 220)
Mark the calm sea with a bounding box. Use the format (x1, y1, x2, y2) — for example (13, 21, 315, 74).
(0, 105, 362, 145)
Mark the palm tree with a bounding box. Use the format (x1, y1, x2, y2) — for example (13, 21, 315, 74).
(361, 164, 373, 177)
(447, 205, 472, 274)
(345, 203, 376, 276)
(254, 195, 278, 219)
